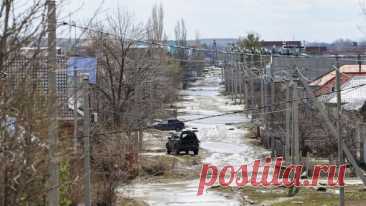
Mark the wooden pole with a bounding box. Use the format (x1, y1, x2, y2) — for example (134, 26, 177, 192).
(47, 1, 59, 205)
(244, 72, 249, 117)
(238, 68, 243, 104)
(285, 82, 292, 162)
(83, 76, 92, 206)
(362, 124, 366, 164)
(73, 70, 79, 152)
(271, 81, 275, 155)
(292, 82, 300, 163)
(260, 54, 265, 118)
(336, 56, 345, 206)
(232, 66, 235, 101)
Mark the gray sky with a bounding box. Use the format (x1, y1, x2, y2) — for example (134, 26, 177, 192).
(63, 0, 366, 42)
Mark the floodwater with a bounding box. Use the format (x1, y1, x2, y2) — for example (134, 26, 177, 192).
(122, 67, 270, 206)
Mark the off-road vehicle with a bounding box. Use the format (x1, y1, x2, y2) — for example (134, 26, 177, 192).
(166, 130, 200, 155)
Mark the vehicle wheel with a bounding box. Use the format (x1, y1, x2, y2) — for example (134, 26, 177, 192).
(193, 149, 199, 155)
(173, 149, 180, 155)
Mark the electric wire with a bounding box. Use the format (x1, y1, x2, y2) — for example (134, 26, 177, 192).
(59, 21, 366, 62)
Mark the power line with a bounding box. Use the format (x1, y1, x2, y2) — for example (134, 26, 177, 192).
(59, 21, 366, 62)
(70, 80, 366, 142)
(93, 81, 366, 122)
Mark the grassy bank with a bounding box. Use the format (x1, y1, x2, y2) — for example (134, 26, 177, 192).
(271, 187, 366, 206)
(210, 185, 366, 206)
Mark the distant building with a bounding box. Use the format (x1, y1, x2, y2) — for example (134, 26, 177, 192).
(20, 47, 64, 57)
(304, 46, 327, 55)
(260, 41, 303, 55)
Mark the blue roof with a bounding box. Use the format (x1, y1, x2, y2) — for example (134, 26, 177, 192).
(67, 57, 97, 84)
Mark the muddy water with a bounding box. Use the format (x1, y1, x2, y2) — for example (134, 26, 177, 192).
(122, 67, 270, 206)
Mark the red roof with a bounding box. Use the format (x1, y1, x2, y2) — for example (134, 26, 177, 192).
(311, 65, 366, 96)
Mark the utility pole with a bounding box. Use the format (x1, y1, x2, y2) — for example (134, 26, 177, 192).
(231, 67, 235, 101)
(47, 0, 59, 205)
(244, 73, 249, 115)
(224, 62, 228, 91)
(336, 56, 345, 206)
(238, 67, 243, 104)
(285, 82, 292, 162)
(222, 53, 227, 81)
(358, 54, 362, 73)
(82, 75, 92, 206)
(250, 74, 255, 111)
(259, 55, 264, 118)
(236, 64, 241, 103)
(251, 56, 255, 111)
(233, 65, 238, 103)
(270, 81, 275, 155)
(212, 40, 217, 66)
(263, 69, 268, 146)
(73, 70, 79, 152)
(362, 124, 366, 164)
(292, 82, 300, 163)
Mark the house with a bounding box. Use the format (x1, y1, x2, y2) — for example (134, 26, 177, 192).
(326, 76, 366, 163)
(327, 76, 366, 115)
(310, 65, 366, 98)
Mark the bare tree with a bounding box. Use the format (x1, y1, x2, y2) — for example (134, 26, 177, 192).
(0, 1, 49, 205)
(0, 1, 80, 205)
(186, 31, 206, 76)
(89, 11, 153, 129)
(80, 7, 184, 205)
(146, 3, 165, 44)
(174, 19, 188, 64)
(89, 8, 179, 130)
(0, 0, 48, 74)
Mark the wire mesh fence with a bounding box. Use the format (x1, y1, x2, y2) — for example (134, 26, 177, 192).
(4, 56, 72, 119)
(222, 54, 366, 173)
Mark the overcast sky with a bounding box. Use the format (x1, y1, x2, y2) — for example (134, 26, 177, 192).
(63, 0, 366, 42)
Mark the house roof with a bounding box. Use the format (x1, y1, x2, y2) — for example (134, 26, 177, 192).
(310, 65, 366, 87)
(328, 76, 366, 111)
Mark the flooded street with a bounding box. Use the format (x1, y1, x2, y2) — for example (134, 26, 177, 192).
(178, 68, 269, 169)
(123, 67, 270, 206)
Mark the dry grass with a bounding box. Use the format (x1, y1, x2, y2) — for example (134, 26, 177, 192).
(119, 198, 148, 206)
(210, 185, 366, 206)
